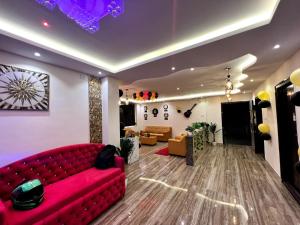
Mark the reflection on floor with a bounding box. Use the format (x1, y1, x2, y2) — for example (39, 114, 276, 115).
(92, 143, 300, 225)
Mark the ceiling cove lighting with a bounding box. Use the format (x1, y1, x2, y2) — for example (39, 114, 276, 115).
(236, 74, 249, 81)
(35, 0, 124, 33)
(0, 1, 279, 73)
(235, 82, 244, 88)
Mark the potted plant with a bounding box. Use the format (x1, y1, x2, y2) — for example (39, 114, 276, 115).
(185, 125, 194, 136)
(119, 138, 134, 164)
(186, 122, 208, 136)
(209, 123, 221, 146)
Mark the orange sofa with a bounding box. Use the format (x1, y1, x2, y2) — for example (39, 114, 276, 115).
(168, 133, 187, 156)
(142, 126, 172, 142)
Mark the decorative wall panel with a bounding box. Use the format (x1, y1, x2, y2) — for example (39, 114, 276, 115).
(88, 76, 102, 143)
(0, 64, 49, 111)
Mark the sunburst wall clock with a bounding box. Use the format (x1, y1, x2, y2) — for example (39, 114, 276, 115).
(0, 64, 49, 111)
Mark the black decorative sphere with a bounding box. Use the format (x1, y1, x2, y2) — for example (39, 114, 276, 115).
(295, 162, 300, 173)
(119, 89, 123, 98)
(291, 91, 300, 106)
(177, 109, 181, 113)
(260, 132, 271, 140)
(155, 92, 159, 98)
(133, 93, 137, 99)
(148, 92, 152, 100)
(258, 100, 271, 108)
(139, 91, 144, 97)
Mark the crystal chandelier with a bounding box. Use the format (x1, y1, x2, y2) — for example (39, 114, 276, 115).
(36, 0, 124, 33)
(225, 67, 233, 91)
(225, 67, 233, 101)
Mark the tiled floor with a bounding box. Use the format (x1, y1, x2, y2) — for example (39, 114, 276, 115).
(92, 143, 300, 225)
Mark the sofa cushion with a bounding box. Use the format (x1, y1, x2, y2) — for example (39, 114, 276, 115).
(144, 126, 171, 134)
(4, 167, 121, 225)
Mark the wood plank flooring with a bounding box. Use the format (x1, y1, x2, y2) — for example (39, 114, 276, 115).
(91, 144, 300, 225)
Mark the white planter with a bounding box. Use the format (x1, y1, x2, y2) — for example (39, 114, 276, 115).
(128, 137, 139, 164)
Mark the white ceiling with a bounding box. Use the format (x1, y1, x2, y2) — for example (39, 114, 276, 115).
(0, 0, 300, 99)
(0, 0, 279, 72)
(122, 54, 256, 98)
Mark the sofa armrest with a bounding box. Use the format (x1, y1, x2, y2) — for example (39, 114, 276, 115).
(115, 156, 125, 173)
(0, 200, 7, 225)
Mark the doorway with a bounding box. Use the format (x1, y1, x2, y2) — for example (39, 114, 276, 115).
(221, 101, 252, 146)
(253, 97, 265, 157)
(275, 79, 300, 202)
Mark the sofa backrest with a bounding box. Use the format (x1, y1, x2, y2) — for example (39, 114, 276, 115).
(0, 143, 104, 201)
(144, 126, 172, 134)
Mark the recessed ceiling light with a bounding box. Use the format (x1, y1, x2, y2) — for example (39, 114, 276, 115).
(243, 91, 246, 94)
(200, 84, 204, 87)
(42, 21, 50, 28)
(98, 71, 102, 75)
(273, 44, 280, 49)
(177, 87, 180, 90)
(250, 79, 254, 82)
(171, 67, 176, 71)
(190, 68, 195, 71)
(34, 52, 41, 57)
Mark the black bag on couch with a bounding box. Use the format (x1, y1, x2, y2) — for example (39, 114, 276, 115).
(11, 179, 44, 210)
(95, 145, 117, 169)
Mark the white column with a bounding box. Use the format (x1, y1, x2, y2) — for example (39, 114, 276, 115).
(101, 76, 120, 146)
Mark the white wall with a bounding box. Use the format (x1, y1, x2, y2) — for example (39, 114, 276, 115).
(102, 77, 120, 146)
(0, 51, 90, 166)
(253, 49, 300, 177)
(136, 94, 252, 143)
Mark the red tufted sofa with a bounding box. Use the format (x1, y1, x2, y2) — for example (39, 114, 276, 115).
(0, 144, 126, 225)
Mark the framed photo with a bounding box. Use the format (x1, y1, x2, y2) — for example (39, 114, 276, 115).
(0, 64, 49, 111)
(152, 108, 159, 117)
(163, 104, 168, 112)
(164, 113, 169, 120)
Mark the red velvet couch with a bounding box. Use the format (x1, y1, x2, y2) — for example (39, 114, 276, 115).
(0, 144, 126, 225)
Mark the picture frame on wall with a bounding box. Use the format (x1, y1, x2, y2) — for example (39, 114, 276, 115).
(164, 113, 169, 120)
(0, 64, 49, 111)
(152, 108, 159, 117)
(163, 104, 168, 112)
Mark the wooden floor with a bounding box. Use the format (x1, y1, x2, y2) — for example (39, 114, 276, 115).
(92, 143, 300, 225)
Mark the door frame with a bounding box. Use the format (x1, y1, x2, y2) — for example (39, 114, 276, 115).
(275, 78, 300, 203)
(221, 100, 252, 146)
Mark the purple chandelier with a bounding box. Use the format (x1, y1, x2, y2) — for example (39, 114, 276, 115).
(36, 0, 124, 33)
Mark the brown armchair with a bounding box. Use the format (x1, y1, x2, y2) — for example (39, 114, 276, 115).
(168, 133, 187, 157)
